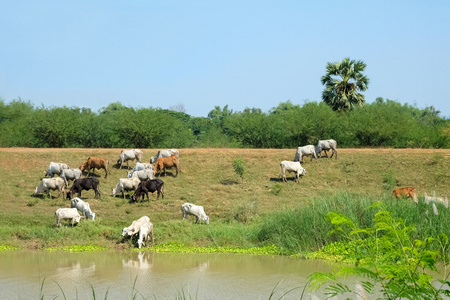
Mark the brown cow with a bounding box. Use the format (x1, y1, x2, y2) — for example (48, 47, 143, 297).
(80, 156, 109, 179)
(392, 187, 416, 200)
(153, 156, 179, 177)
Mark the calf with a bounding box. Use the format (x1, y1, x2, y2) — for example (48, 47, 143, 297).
(70, 197, 96, 220)
(132, 179, 165, 202)
(55, 208, 84, 227)
(154, 155, 179, 177)
(280, 161, 306, 183)
(392, 187, 417, 201)
(112, 177, 141, 198)
(34, 177, 65, 198)
(137, 222, 154, 249)
(67, 178, 101, 199)
(80, 156, 109, 179)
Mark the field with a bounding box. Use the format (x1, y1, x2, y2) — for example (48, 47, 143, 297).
(0, 148, 449, 251)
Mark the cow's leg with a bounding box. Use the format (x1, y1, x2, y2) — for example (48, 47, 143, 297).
(175, 165, 178, 177)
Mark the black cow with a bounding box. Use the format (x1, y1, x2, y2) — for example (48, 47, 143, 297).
(132, 179, 164, 202)
(67, 178, 101, 199)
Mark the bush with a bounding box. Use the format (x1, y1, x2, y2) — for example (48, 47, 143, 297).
(232, 158, 246, 183)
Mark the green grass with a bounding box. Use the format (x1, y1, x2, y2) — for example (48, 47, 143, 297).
(0, 148, 448, 252)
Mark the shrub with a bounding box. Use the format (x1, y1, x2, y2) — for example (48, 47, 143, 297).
(232, 158, 246, 183)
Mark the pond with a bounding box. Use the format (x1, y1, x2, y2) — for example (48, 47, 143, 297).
(0, 250, 342, 299)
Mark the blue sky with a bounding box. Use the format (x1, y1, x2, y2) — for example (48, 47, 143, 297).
(1, 1, 449, 117)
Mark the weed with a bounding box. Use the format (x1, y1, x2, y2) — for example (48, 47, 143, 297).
(232, 157, 246, 183)
(382, 168, 397, 190)
(270, 183, 282, 195)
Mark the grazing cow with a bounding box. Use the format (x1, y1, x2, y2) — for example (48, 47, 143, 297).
(68, 178, 101, 199)
(424, 192, 448, 208)
(122, 216, 151, 237)
(294, 145, 317, 163)
(127, 163, 154, 178)
(132, 179, 165, 202)
(45, 162, 69, 177)
(181, 203, 209, 225)
(55, 208, 84, 227)
(70, 197, 96, 220)
(130, 169, 154, 182)
(80, 156, 109, 179)
(280, 161, 306, 183)
(392, 187, 417, 201)
(112, 177, 141, 198)
(60, 168, 82, 187)
(150, 149, 179, 164)
(137, 222, 154, 249)
(154, 156, 179, 177)
(34, 177, 65, 198)
(117, 149, 144, 169)
(316, 139, 338, 159)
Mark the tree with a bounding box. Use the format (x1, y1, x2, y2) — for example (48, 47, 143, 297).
(321, 57, 369, 112)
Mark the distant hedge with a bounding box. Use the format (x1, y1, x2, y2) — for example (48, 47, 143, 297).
(0, 99, 448, 148)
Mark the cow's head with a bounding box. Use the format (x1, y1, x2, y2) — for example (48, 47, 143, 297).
(79, 162, 87, 172)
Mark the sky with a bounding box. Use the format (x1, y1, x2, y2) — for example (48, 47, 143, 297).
(1, 1, 449, 118)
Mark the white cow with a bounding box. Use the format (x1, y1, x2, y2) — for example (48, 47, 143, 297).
(55, 208, 84, 227)
(117, 149, 144, 169)
(112, 177, 141, 198)
(130, 169, 154, 181)
(122, 216, 151, 237)
(181, 203, 210, 225)
(70, 197, 96, 220)
(280, 161, 306, 183)
(127, 163, 154, 178)
(60, 168, 82, 187)
(45, 162, 70, 177)
(294, 145, 317, 163)
(34, 177, 65, 198)
(137, 222, 154, 249)
(150, 149, 179, 164)
(316, 139, 338, 159)
(424, 192, 448, 208)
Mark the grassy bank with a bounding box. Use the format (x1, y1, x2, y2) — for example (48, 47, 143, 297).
(0, 148, 448, 253)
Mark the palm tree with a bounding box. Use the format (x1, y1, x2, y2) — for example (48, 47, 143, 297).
(321, 57, 369, 112)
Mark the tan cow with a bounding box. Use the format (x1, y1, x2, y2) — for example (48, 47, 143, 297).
(80, 156, 109, 179)
(153, 156, 179, 177)
(392, 187, 417, 201)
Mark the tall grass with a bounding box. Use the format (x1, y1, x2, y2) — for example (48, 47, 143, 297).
(256, 193, 450, 255)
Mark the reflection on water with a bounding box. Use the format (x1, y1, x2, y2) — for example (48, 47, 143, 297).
(0, 250, 341, 299)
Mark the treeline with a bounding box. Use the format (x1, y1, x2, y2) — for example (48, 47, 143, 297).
(0, 98, 448, 148)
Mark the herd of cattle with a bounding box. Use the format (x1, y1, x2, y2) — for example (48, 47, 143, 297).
(34, 148, 209, 248)
(34, 143, 447, 248)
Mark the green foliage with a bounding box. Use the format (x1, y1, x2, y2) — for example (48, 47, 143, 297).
(308, 202, 450, 299)
(382, 169, 397, 191)
(0, 99, 448, 148)
(321, 57, 369, 112)
(232, 157, 246, 182)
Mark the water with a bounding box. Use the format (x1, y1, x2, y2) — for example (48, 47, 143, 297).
(0, 250, 339, 299)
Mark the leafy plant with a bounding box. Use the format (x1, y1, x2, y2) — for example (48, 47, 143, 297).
(232, 157, 246, 183)
(382, 169, 397, 191)
(308, 202, 450, 299)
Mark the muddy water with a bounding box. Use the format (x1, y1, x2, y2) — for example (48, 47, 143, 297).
(0, 250, 343, 299)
